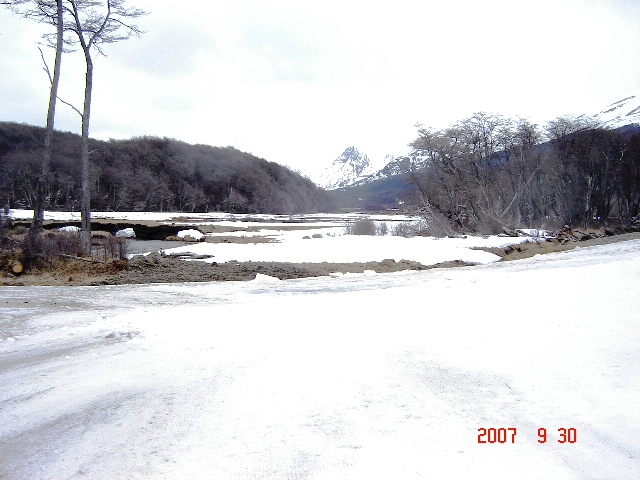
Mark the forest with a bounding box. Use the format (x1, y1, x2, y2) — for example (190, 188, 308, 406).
(0, 121, 335, 214)
(406, 114, 640, 233)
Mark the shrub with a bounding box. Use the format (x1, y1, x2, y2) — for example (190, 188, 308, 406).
(344, 219, 376, 236)
(92, 235, 128, 262)
(14, 230, 129, 271)
(19, 231, 85, 269)
(391, 219, 432, 237)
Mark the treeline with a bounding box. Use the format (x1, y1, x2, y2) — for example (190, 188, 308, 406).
(0, 122, 335, 214)
(408, 113, 640, 232)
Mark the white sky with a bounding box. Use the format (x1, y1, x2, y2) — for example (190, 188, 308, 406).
(1, 0, 639, 173)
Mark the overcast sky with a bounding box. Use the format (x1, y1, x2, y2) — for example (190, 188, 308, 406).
(1, 0, 639, 174)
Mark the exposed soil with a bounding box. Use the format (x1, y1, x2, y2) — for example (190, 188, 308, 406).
(1, 254, 433, 286)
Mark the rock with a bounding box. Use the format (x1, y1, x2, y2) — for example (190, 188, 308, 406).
(115, 228, 136, 238)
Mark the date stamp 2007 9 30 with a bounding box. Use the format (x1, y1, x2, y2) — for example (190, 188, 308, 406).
(477, 428, 577, 444)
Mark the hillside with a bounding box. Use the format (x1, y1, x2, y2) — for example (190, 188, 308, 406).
(330, 175, 420, 211)
(0, 122, 335, 214)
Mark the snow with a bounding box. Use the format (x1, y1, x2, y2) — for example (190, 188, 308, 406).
(58, 225, 80, 232)
(162, 234, 518, 265)
(176, 229, 204, 241)
(7, 209, 415, 224)
(594, 93, 640, 128)
(2, 235, 640, 478)
(115, 227, 136, 238)
(516, 228, 552, 238)
(6, 208, 533, 267)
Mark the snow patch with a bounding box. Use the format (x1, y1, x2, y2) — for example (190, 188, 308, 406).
(252, 273, 281, 282)
(177, 229, 204, 241)
(115, 228, 136, 238)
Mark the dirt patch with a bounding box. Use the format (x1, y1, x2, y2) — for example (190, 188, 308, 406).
(103, 256, 429, 285)
(1, 256, 429, 286)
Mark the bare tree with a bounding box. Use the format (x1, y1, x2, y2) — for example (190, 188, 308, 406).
(410, 114, 550, 233)
(2, 0, 65, 232)
(63, 0, 146, 251)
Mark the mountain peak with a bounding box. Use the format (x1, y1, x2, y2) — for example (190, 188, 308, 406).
(312, 146, 377, 190)
(334, 146, 369, 171)
(593, 94, 640, 128)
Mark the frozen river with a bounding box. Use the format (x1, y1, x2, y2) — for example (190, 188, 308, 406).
(2, 239, 640, 479)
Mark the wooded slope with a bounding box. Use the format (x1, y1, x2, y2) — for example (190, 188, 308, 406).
(0, 122, 335, 214)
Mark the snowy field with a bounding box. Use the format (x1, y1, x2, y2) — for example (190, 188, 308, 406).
(1, 230, 640, 478)
(9, 209, 532, 266)
(3, 210, 639, 477)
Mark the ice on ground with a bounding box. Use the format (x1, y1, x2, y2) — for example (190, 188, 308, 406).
(1, 239, 639, 479)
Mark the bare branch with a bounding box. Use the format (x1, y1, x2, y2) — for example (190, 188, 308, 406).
(57, 95, 82, 116)
(37, 26, 82, 117)
(38, 45, 54, 85)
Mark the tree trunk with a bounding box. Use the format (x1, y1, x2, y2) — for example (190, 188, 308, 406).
(32, 0, 64, 233)
(80, 53, 93, 253)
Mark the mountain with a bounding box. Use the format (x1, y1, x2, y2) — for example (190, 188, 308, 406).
(331, 94, 640, 193)
(311, 146, 386, 190)
(592, 94, 640, 128)
(307, 94, 640, 212)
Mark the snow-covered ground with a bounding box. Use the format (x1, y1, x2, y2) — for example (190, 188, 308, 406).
(162, 234, 517, 265)
(9, 209, 535, 266)
(8, 209, 417, 224)
(2, 237, 640, 479)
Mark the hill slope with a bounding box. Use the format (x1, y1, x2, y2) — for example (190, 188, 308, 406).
(0, 122, 335, 214)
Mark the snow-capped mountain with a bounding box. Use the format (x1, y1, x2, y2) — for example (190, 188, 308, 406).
(312, 147, 383, 190)
(312, 94, 640, 192)
(592, 94, 640, 128)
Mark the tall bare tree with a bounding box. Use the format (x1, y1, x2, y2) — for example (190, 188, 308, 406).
(63, 0, 145, 251)
(2, 0, 65, 232)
